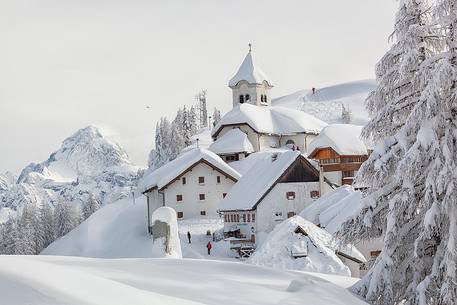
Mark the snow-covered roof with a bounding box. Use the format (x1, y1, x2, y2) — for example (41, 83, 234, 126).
(139, 148, 241, 193)
(248, 216, 366, 275)
(300, 185, 363, 235)
(228, 51, 273, 87)
(308, 124, 368, 157)
(209, 128, 254, 155)
(212, 103, 328, 137)
(220, 151, 318, 211)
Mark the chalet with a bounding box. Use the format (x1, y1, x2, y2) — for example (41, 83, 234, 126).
(307, 124, 370, 194)
(219, 150, 321, 253)
(140, 148, 241, 232)
(211, 48, 327, 156)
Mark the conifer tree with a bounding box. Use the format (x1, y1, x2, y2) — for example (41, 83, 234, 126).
(338, 0, 443, 304)
(81, 193, 101, 221)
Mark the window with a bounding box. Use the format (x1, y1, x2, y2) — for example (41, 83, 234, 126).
(177, 212, 184, 219)
(176, 194, 183, 202)
(198, 176, 205, 184)
(224, 214, 228, 222)
(231, 214, 234, 222)
(236, 214, 240, 222)
(245, 94, 250, 101)
(242, 214, 246, 222)
(216, 176, 221, 184)
(222, 193, 227, 198)
(182, 177, 186, 185)
(200, 211, 206, 216)
(199, 193, 206, 201)
(285, 139, 295, 146)
(252, 213, 255, 223)
(239, 95, 245, 103)
(247, 214, 251, 222)
(310, 190, 320, 199)
(274, 212, 283, 219)
(287, 212, 296, 218)
(286, 191, 296, 200)
(370, 250, 381, 257)
(342, 171, 355, 178)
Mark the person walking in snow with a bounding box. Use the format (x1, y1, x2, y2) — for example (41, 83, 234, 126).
(206, 241, 212, 255)
(187, 231, 191, 244)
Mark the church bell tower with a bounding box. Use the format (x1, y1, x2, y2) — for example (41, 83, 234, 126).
(228, 44, 274, 108)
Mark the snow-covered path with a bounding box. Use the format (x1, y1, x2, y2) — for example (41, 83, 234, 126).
(0, 255, 367, 305)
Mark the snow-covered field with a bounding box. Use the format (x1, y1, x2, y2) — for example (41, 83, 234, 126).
(0, 255, 367, 305)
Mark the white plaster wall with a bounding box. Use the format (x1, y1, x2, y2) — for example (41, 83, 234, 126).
(258, 134, 280, 150)
(231, 81, 271, 107)
(338, 255, 361, 278)
(355, 237, 384, 277)
(256, 182, 320, 235)
(148, 162, 236, 221)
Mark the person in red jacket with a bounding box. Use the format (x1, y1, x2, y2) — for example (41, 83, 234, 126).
(206, 241, 212, 255)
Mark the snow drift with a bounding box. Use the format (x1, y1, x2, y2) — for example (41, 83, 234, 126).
(0, 256, 368, 305)
(248, 215, 364, 276)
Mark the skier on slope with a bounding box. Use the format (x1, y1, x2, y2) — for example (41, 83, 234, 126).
(206, 241, 212, 255)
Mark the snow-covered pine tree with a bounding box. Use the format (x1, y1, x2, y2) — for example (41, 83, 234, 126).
(171, 108, 186, 157)
(39, 202, 56, 250)
(338, 1, 443, 304)
(0, 217, 18, 254)
(16, 204, 39, 255)
(81, 193, 101, 221)
(54, 200, 79, 238)
(212, 108, 221, 127)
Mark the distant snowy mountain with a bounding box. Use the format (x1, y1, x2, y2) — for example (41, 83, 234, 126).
(0, 126, 141, 223)
(272, 79, 376, 125)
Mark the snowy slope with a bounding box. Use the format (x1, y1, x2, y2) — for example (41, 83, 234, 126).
(272, 79, 376, 125)
(0, 256, 367, 305)
(0, 126, 140, 223)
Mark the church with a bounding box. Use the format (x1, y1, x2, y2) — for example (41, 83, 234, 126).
(210, 47, 328, 163)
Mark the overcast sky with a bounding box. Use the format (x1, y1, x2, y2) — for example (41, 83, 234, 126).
(0, 0, 397, 175)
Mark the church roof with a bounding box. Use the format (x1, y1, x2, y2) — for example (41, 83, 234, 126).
(228, 51, 273, 87)
(209, 128, 255, 155)
(307, 124, 369, 157)
(211, 103, 328, 138)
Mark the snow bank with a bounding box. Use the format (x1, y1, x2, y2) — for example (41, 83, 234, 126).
(138, 148, 241, 193)
(212, 103, 327, 137)
(300, 186, 363, 234)
(0, 256, 368, 305)
(308, 124, 368, 156)
(150, 207, 182, 258)
(209, 128, 254, 154)
(249, 216, 362, 276)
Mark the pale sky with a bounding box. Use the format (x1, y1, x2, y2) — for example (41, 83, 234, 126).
(0, 0, 397, 175)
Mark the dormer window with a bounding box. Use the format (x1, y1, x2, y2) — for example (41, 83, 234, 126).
(239, 95, 245, 103)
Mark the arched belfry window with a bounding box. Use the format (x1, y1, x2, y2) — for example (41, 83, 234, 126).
(239, 95, 245, 103)
(245, 94, 250, 102)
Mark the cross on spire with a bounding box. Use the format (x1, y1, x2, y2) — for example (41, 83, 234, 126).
(248, 43, 252, 53)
